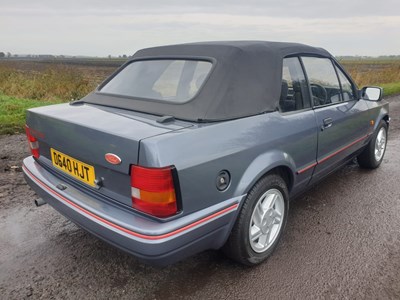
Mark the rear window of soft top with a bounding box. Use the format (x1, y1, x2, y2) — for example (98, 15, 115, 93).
(99, 59, 213, 103)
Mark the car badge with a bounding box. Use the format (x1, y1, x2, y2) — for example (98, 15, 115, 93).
(105, 153, 122, 165)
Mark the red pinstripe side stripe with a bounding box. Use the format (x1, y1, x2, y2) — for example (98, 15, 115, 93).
(297, 134, 369, 174)
(297, 162, 318, 174)
(23, 165, 238, 240)
(318, 134, 369, 164)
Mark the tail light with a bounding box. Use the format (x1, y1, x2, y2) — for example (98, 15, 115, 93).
(25, 125, 40, 159)
(130, 165, 178, 218)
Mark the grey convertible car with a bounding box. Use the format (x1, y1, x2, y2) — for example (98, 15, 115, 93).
(23, 41, 389, 266)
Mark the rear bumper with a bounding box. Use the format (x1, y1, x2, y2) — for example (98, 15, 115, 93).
(23, 157, 242, 266)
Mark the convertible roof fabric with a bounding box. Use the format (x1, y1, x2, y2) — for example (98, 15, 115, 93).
(83, 41, 332, 121)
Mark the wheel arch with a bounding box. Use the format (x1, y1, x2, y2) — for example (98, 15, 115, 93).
(382, 114, 390, 127)
(234, 151, 296, 197)
(271, 165, 293, 192)
(371, 102, 389, 132)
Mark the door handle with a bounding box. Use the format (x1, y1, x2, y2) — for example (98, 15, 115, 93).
(321, 117, 333, 131)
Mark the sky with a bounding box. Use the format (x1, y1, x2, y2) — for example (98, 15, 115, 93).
(1, 0, 399, 57)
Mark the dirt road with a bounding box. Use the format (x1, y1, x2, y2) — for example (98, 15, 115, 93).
(1, 96, 400, 299)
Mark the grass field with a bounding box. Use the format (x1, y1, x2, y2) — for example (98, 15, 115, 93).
(0, 59, 121, 135)
(0, 94, 61, 135)
(339, 59, 400, 99)
(340, 59, 400, 88)
(0, 58, 399, 135)
(0, 60, 119, 101)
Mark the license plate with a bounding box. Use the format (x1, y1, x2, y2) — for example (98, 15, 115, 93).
(50, 148, 96, 187)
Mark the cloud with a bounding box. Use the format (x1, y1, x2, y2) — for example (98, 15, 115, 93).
(0, 0, 399, 56)
(1, 0, 400, 17)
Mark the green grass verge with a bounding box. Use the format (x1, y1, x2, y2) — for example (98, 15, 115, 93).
(382, 82, 400, 97)
(0, 94, 62, 135)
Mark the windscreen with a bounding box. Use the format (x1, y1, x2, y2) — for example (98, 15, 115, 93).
(100, 60, 212, 103)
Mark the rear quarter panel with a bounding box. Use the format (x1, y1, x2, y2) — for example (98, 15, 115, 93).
(139, 110, 318, 216)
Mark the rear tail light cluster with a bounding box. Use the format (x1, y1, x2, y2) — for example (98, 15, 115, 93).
(25, 125, 40, 159)
(130, 165, 178, 218)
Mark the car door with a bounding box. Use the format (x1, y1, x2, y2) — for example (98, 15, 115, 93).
(301, 56, 371, 183)
(278, 57, 318, 194)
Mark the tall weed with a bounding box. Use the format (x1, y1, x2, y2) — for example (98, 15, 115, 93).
(340, 60, 400, 87)
(0, 65, 95, 101)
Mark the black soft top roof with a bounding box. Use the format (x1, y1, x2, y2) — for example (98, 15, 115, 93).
(83, 41, 332, 121)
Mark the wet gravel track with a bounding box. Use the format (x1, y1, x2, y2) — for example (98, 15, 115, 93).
(1, 96, 400, 299)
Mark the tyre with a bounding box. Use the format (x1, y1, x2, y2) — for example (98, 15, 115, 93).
(222, 173, 289, 266)
(358, 120, 388, 169)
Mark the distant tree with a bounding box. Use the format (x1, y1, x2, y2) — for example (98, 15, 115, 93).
(0, 52, 5, 58)
(13, 54, 18, 58)
(6, 52, 11, 58)
(108, 55, 112, 59)
(122, 54, 127, 59)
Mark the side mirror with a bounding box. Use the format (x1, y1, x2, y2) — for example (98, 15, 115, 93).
(360, 86, 383, 101)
